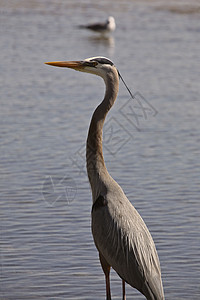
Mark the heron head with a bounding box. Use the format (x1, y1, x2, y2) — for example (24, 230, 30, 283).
(45, 56, 117, 79)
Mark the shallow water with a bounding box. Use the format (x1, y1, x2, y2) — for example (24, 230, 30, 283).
(1, 0, 200, 299)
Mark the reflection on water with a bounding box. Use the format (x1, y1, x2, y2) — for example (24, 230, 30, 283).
(1, 0, 200, 299)
(87, 35, 115, 57)
(88, 35, 115, 48)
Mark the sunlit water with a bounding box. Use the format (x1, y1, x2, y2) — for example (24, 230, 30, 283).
(1, 0, 200, 299)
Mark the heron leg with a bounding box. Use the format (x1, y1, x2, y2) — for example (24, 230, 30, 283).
(122, 280, 126, 300)
(99, 252, 111, 300)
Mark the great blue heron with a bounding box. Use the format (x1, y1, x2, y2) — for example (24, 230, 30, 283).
(78, 16, 116, 34)
(45, 57, 165, 300)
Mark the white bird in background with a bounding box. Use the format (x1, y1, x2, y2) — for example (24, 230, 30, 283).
(45, 56, 165, 300)
(79, 16, 116, 34)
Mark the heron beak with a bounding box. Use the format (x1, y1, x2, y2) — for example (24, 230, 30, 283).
(45, 61, 85, 70)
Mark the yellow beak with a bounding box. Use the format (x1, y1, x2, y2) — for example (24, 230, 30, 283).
(45, 61, 84, 70)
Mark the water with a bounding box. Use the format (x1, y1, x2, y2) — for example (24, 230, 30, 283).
(1, 0, 200, 299)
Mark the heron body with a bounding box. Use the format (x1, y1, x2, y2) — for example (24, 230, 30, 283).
(45, 57, 165, 300)
(79, 16, 116, 34)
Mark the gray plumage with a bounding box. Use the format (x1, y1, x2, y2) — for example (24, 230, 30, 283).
(79, 16, 116, 34)
(45, 56, 165, 300)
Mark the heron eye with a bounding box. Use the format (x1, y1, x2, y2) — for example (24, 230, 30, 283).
(83, 61, 98, 68)
(92, 61, 98, 67)
(82, 61, 91, 67)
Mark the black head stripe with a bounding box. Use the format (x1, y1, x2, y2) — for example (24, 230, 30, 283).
(90, 57, 114, 66)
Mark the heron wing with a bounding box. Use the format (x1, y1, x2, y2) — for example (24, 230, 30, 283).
(92, 193, 164, 299)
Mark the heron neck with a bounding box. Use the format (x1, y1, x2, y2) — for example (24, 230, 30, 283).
(86, 70, 119, 200)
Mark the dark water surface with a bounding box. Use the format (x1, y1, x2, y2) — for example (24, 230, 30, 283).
(1, 0, 200, 299)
